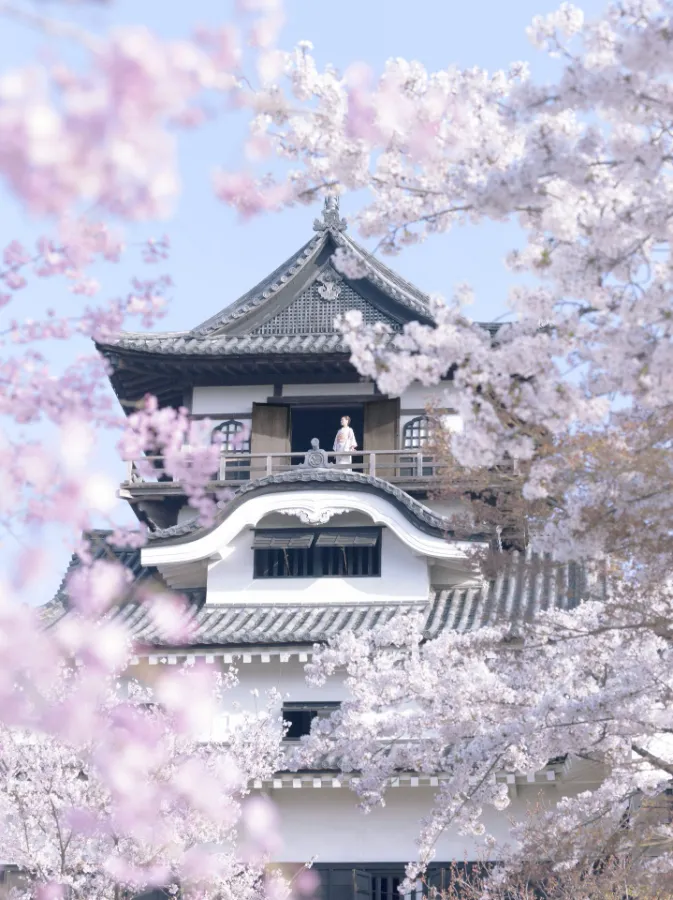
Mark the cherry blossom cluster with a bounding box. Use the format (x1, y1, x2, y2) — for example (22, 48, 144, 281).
(119, 396, 230, 524)
(6, 0, 673, 892)
(0, 2, 287, 894)
(0, 660, 285, 899)
(298, 581, 673, 884)
(225, 0, 673, 569)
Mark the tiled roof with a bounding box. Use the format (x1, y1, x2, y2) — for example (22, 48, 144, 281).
(45, 535, 595, 648)
(425, 555, 588, 634)
(331, 230, 432, 319)
(146, 469, 465, 546)
(52, 530, 158, 600)
(103, 332, 355, 356)
(191, 234, 325, 336)
(99, 207, 441, 359)
(188, 215, 434, 338)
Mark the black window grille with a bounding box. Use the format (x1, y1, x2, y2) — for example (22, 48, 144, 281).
(282, 701, 340, 740)
(212, 419, 250, 481)
(371, 875, 403, 900)
(401, 416, 433, 477)
(253, 529, 381, 578)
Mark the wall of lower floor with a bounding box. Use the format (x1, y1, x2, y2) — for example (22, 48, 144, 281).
(266, 783, 566, 865)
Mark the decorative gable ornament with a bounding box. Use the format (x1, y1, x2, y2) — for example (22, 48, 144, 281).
(313, 195, 347, 233)
(316, 268, 342, 302)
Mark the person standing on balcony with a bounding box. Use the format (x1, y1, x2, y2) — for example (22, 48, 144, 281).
(333, 415, 357, 469)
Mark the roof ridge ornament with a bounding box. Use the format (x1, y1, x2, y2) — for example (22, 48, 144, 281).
(313, 193, 347, 233)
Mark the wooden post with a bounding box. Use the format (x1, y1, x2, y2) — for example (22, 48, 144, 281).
(368, 452, 376, 476)
(218, 451, 226, 481)
(266, 454, 273, 475)
(126, 460, 134, 483)
(416, 451, 424, 478)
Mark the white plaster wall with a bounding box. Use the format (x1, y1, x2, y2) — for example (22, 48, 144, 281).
(270, 784, 562, 864)
(224, 658, 346, 712)
(398, 382, 456, 411)
(206, 527, 429, 606)
(282, 383, 374, 397)
(191, 382, 462, 417)
(127, 657, 344, 743)
(128, 663, 604, 867)
(192, 385, 274, 415)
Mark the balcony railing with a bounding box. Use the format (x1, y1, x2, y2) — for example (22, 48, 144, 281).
(122, 449, 439, 490)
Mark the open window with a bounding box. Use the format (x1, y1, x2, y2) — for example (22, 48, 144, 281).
(290, 405, 364, 462)
(282, 701, 341, 740)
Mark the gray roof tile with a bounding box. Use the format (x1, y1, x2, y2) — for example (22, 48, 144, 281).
(192, 234, 326, 336)
(146, 470, 465, 545)
(45, 534, 598, 648)
(105, 332, 354, 356)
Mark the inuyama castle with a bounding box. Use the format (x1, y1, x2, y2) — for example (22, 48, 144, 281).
(48, 199, 600, 900)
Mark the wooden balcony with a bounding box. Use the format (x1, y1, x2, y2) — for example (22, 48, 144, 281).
(120, 449, 440, 500)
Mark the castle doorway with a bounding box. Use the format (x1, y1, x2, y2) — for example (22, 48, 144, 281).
(290, 404, 364, 464)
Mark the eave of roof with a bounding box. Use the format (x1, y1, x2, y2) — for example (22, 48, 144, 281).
(44, 532, 594, 648)
(94, 203, 502, 412)
(146, 469, 484, 547)
(98, 332, 357, 356)
(330, 229, 432, 319)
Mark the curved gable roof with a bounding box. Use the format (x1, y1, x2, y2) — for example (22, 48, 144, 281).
(146, 469, 482, 547)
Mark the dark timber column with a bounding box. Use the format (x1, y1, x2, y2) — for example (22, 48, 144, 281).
(250, 403, 290, 478)
(364, 398, 399, 479)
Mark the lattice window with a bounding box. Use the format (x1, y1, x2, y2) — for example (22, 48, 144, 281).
(212, 419, 250, 482)
(212, 419, 250, 452)
(252, 528, 381, 578)
(402, 416, 430, 449)
(401, 416, 433, 477)
(252, 280, 401, 335)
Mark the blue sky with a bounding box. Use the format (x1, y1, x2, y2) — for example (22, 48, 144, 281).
(1, 0, 608, 600)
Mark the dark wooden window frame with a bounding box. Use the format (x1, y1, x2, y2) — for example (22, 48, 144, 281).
(312, 863, 457, 900)
(252, 528, 382, 579)
(212, 418, 251, 452)
(282, 701, 341, 741)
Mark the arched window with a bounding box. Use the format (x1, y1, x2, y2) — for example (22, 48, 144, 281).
(212, 419, 250, 481)
(401, 416, 433, 477)
(212, 419, 250, 452)
(402, 416, 430, 449)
